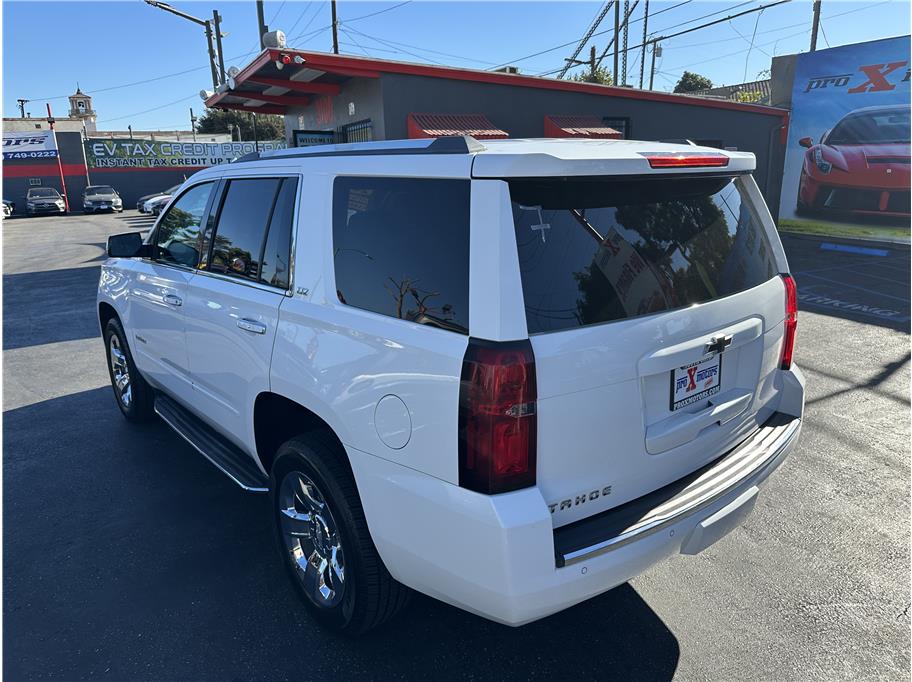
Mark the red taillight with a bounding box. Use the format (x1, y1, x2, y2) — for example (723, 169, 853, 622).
(780, 274, 798, 370)
(458, 339, 537, 494)
(639, 151, 730, 168)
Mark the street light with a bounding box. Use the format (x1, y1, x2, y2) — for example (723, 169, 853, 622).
(143, 1, 224, 90)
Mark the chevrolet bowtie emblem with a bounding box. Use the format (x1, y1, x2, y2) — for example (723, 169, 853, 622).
(705, 335, 733, 355)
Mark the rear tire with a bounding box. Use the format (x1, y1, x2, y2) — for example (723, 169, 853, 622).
(270, 432, 411, 634)
(103, 317, 154, 422)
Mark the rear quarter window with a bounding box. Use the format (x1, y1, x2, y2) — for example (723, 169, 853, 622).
(510, 176, 777, 334)
(332, 176, 470, 334)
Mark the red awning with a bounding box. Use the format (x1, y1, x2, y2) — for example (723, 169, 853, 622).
(407, 113, 508, 139)
(544, 115, 622, 139)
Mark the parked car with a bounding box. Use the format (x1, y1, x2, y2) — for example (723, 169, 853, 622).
(82, 185, 123, 213)
(137, 184, 180, 213)
(3, 199, 14, 218)
(25, 187, 66, 216)
(797, 103, 910, 219)
(99, 137, 804, 634)
(145, 194, 171, 215)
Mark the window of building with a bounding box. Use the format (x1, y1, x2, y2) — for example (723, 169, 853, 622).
(208, 178, 282, 284)
(154, 182, 214, 268)
(332, 176, 470, 334)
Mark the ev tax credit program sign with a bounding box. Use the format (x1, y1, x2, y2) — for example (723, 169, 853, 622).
(779, 35, 910, 224)
(3, 131, 59, 159)
(85, 139, 286, 170)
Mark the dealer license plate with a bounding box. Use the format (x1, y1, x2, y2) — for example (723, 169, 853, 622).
(670, 355, 722, 411)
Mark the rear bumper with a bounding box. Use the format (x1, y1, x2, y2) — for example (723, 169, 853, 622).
(350, 368, 805, 626)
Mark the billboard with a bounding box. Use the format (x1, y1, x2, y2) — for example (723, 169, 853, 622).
(779, 35, 910, 226)
(2, 130, 59, 159)
(84, 139, 286, 170)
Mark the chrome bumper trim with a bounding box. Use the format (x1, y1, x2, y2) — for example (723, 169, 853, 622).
(560, 415, 801, 566)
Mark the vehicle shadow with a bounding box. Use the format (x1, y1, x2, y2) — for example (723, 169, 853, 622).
(781, 234, 911, 331)
(3, 387, 680, 681)
(2, 265, 102, 350)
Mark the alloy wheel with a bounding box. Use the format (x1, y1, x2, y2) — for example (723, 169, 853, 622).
(278, 471, 346, 608)
(109, 333, 132, 408)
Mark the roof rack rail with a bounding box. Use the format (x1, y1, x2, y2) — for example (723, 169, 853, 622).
(232, 135, 486, 164)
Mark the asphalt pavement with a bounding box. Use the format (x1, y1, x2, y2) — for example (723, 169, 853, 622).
(3, 213, 910, 680)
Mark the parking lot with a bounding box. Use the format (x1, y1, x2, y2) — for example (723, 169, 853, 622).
(3, 212, 909, 680)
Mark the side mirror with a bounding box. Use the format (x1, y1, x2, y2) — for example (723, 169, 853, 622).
(798, 136, 813, 148)
(107, 232, 149, 258)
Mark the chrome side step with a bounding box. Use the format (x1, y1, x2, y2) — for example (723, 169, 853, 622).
(553, 412, 801, 567)
(154, 394, 269, 493)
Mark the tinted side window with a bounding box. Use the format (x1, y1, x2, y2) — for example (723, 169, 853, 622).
(332, 177, 470, 334)
(154, 182, 213, 267)
(209, 178, 282, 282)
(510, 177, 777, 334)
(259, 178, 297, 289)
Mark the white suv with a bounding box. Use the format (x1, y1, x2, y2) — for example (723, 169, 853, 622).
(98, 136, 804, 633)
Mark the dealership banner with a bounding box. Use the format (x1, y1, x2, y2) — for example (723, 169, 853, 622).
(84, 139, 287, 170)
(2, 131, 59, 160)
(779, 35, 910, 225)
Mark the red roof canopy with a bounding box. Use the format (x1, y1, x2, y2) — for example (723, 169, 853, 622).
(544, 115, 622, 139)
(205, 49, 789, 124)
(407, 113, 508, 139)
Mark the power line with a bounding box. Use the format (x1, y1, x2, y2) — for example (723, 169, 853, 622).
(343, 26, 443, 64)
(343, 25, 499, 66)
(490, 0, 692, 70)
(343, 0, 413, 23)
(539, 0, 789, 76)
(536, 0, 757, 76)
(97, 93, 199, 123)
(657, 0, 892, 80)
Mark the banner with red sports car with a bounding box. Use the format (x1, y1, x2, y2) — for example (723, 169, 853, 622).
(779, 35, 910, 226)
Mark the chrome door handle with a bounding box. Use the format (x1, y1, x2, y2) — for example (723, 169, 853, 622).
(237, 318, 267, 334)
(163, 294, 183, 307)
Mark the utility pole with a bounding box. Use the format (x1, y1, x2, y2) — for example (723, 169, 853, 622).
(621, 0, 629, 86)
(46, 103, 69, 212)
(256, 0, 268, 49)
(649, 41, 660, 90)
(251, 113, 259, 151)
(213, 10, 226, 84)
(143, 1, 221, 90)
(613, 1, 620, 84)
(331, 0, 340, 54)
(16, 99, 29, 118)
(810, 0, 821, 52)
(190, 108, 198, 141)
(639, 0, 649, 89)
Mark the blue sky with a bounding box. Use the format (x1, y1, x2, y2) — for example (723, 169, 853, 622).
(3, 0, 909, 130)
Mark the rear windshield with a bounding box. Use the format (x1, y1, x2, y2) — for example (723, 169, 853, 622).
(510, 176, 777, 334)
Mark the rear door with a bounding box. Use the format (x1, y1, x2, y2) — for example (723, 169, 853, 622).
(502, 174, 789, 527)
(183, 175, 298, 452)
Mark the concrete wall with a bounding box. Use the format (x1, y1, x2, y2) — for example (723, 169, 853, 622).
(380, 74, 788, 217)
(770, 54, 798, 110)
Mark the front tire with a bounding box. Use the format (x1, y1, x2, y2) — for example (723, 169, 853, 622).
(103, 317, 153, 421)
(270, 432, 410, 634)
